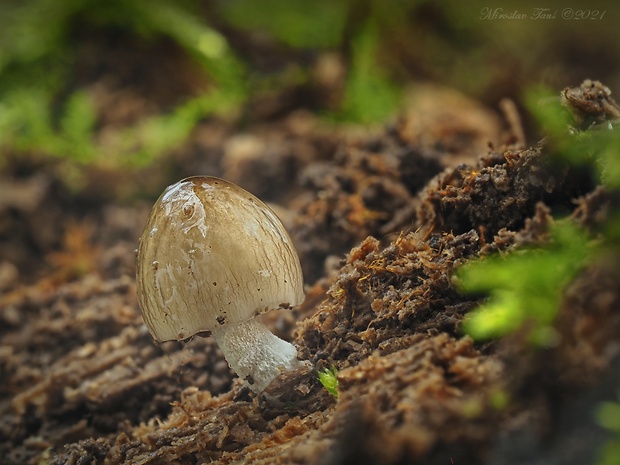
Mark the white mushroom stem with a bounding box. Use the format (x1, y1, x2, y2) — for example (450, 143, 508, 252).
(210, 315, 303, 393)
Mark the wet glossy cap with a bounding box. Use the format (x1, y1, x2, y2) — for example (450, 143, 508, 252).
(136, 176, 304, 342)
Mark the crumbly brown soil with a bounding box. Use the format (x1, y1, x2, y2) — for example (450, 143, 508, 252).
(1, 72, 619, 465)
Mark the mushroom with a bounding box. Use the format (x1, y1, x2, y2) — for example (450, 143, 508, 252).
(136, 176, 305, 393)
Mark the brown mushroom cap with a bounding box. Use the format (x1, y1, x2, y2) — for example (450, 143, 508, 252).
(136, 176, 304, 342)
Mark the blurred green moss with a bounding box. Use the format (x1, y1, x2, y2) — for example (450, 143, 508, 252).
(1, 0, 619, 188)
(526, 85, 620, 189)
(0, 0, 245, 172)
(0, 0, 421, 185)
(335, 23, 401, 124)
(597, 392, 620, 465)
(218, 0, 350, 48)
(458, 221, 593, 346)
(460, 83, 620, 346)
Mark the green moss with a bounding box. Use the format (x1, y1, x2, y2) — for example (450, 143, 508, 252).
(458, 221, 593, 346)
(460, 82, 620, 346)
(596, 393, 620, 465)
(0, 0, 245, 173)
(0, 0, 416, 178)
(318, 367, 339, 398)
(218, 0, 350, 49)
(526, 85, 620, 190)
(489, 389, 509, 410)
(335, 24, 401, 124)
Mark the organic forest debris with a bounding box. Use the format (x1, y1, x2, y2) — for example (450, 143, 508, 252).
(1, 81, 619, 465)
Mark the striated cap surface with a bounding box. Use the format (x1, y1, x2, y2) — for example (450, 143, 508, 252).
(136, 176, 304, 342)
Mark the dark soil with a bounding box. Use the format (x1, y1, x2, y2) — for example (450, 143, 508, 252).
(1, 64, 620, 465)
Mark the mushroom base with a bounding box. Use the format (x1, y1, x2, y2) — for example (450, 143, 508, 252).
(210, 315, 303, 393)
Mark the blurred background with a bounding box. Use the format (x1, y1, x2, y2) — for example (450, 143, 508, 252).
(0, 0, 619, 285)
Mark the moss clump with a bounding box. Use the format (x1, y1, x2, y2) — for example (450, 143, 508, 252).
(318, 367, 339, 398)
